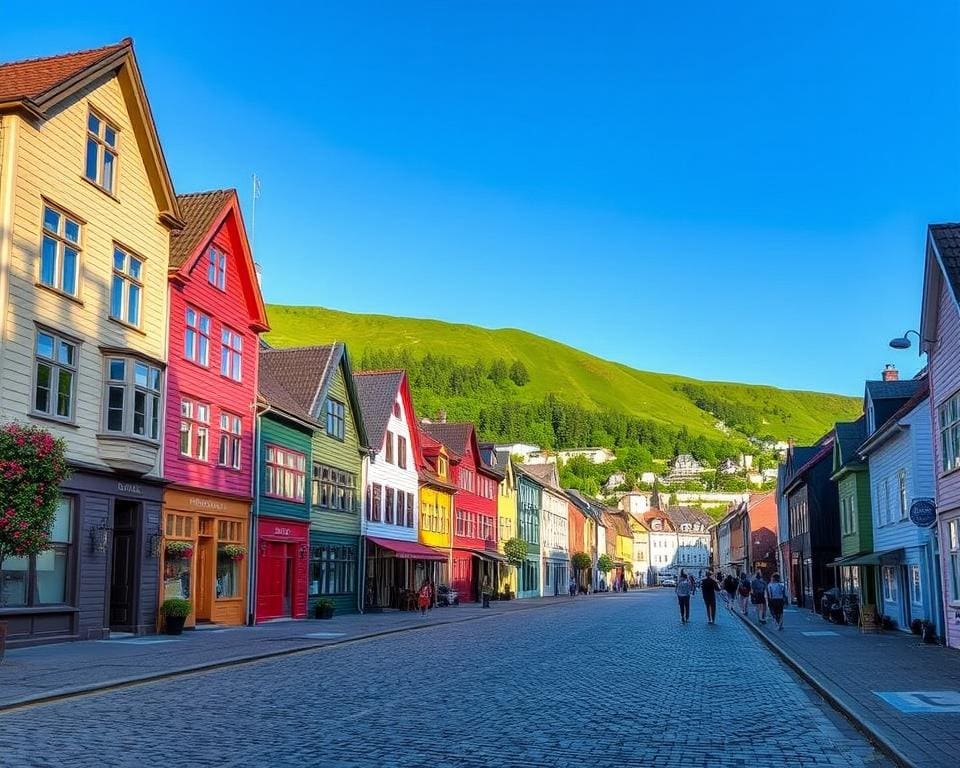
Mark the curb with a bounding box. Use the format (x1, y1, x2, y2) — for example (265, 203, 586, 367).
(733, 609, 916, 768)
(0, 593, 609, 714)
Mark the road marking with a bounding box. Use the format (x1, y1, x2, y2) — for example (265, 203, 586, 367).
(303, 632, 346, 639)
(875, 691, 960, 713)
(801, 631, 839, 637)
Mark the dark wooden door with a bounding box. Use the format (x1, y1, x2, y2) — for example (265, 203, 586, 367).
(110, 529, 135, 628)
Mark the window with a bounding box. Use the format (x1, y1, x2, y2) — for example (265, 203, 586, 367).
(312, 464, 357, 512)
(882, 566, 898, 602)
(0, 497, 72, 608)
(33, 329, 76, 420)
(216, 544, 241, 599)
(949, 520, 960, 602)
(179, 399, 210, 460)
(909, 565, 922, 606)
(310, 544, 356, 596)
(207, 247, 227, 291)
(898, 469, 908, 519)
(84, 111, 118, 193)
(385, 431, 394, 463)
(882, 479, 891, 526)
(39, 205, 81, 296)
(437, 456, 447, 479)
(397, 436, 407, 469)
(110, 246, 142, 326)
(841, 494, 857, 535)
(218, 412, 242, 469)
(371, 484, 382, 522)
(184, 308, 210, 366)
(385, 488, 395, 524)
(393, 401, 401, 417)
(105, 358, 163, 440)
(264, 445, 306, 501)
(406, 493, 414, 528)
(220, 327, 243, 382)
(939, 392, 960, 473)
(326, 399, 345, 440)
(458, 468, 474, 493)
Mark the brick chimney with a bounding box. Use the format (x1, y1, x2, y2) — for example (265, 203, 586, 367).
(882, 364, 899, 382)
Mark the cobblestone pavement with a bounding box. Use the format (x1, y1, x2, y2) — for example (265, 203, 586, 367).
(737, 600, 960, 768)
(0, 590, 889, 768)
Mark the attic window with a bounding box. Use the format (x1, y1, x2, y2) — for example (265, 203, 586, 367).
(393, 401, 401, 418)
(85, 111, 117, 194)
(208, 247, 227, 291)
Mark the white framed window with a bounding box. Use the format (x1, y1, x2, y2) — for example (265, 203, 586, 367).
(110, 246, 143, 326)
(218, 412, 242, 469)
(882, 566, 898, 603)
(265, 444, 306, 502)
(909, 564, 922, 606)
(84, 110, 118, 194)
(179, 399, 210, 460)
(898, 469, 908, 519)
(104, 357, 162, 440)
(39, 205, 81, 297)
(938, 392, 960, 473)
(326, 399, 345, 440)
(398, 435, 407, 469)
(184, 307, 210, 366)
(949, 520, 960, 602)
(207, 247, 227, 291)
(33, 329, 77, 421)
(882, 479, 891, 525)
(385, 431, 394, 463)
(220, 327, 242, 382)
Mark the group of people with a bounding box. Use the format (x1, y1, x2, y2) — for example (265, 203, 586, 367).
(675, 569, 788, 630)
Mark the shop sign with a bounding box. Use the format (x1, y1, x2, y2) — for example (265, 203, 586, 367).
(271, 525, 292, 537)
(118, 481, 142, 495)
(909, 499, 937, 528)
(189, 496, 226, 512)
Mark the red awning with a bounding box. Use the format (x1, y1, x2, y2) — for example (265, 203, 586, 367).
(367, 536, 448, 561)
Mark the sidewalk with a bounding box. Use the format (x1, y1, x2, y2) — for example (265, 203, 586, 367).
(734, 602, 960, 768)
(0, 593, 609, 711)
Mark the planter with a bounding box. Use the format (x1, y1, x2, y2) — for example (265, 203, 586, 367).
(922, 622, 937, 644)
(315, 605, 335, 620)
(164, 615, 186, 636)
(910, 619, 923, 635)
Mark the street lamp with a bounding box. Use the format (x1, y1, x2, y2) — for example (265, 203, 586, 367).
(889, 330, 921, 350)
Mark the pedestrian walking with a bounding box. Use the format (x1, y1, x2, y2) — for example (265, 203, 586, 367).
(417, 579, 432, 617)
(568, 576, 577, 597)
(700, 571, 720, 624)
(750, 570, 768, 624)
(722, 572, 737, 610)
(676, 568, 692, 624)
(481, 574, 492, 608)
(737, 572, 751, 615)
(766, 572, 788, 630)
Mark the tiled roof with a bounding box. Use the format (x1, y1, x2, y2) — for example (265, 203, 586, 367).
(258, 357, 314, 424)
(352, 370, 404, 451)
(169, 190, 233, 269)
(259, 346, 336, 419)
(930, 224, 960, 301)
(420, 422, 474, 457)
(858, 376, 930, 455)
(665, 506, 713, 529)
(520, 462, 561, 491)
(0, 40, 129, 103)
(834, 416, 866, 468)
(865, 378, 923, 401)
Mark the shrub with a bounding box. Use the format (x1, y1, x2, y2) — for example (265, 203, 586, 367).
(571, 552, 591, 570)
(503, 537, 528, 567)
(315, 598, 335, 610)
(597, 554, 614, 574)
(160, 598, 192, 618)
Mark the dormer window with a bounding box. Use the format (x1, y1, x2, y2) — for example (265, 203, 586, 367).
(437, 455, 448, 479)
(207, 247, 227, 291)
(85, 111, 118, 194)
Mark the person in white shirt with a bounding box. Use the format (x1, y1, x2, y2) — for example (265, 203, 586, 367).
(766, 572, 789, 630)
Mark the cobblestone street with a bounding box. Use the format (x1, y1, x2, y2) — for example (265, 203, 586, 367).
(1, 591, 889, 768)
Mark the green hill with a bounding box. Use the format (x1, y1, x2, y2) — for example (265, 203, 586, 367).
(264, 305, 860, 451)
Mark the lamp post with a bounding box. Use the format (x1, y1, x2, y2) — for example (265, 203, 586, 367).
(888, 330, 921, 350)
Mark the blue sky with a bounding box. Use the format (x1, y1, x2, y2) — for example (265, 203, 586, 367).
(3, 2, 958, 395)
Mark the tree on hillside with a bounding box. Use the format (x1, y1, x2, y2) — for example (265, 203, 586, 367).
(488, 358, 509, 383)
(509, 360, 530, 386)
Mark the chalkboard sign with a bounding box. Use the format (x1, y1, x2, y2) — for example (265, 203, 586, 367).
(860, 603, 878, 633)
(910, 499, 937, 528)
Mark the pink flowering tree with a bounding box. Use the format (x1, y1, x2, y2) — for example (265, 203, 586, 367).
(0, 423, 68, 579)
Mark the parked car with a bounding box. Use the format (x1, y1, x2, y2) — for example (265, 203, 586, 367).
(436, 585, 460, 606)
(660, 576, 676, 588)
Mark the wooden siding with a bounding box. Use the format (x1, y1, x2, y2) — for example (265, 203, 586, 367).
(451, 436, 497, 551)
(164, 212, 260, 497)
(258, 413, 312, 523)
(310, 361, 363, 537)
(838, 470, 872, 556)
(418, 486, 452, 550)
(516, 474, 541, 556)
(0, 75, 169, 476)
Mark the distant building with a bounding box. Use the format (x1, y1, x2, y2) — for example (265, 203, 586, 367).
(718, 458, 739, 475)
(665, 454, 706, 482)
(495, 443, 541, 460)
(640, 471, 657, 485)
(604, 472, 627, 491)
(557, 447, 616, 465)
(618, 492, 650, 516)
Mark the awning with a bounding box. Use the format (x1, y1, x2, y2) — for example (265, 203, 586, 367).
(367, 536, 448, 561)
(465, 548, 507, 563)
(828, 549, 905, 567)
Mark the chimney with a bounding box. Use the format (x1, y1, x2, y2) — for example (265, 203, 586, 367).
(437, 409, 447, 423)
(882, 364, 899, 382)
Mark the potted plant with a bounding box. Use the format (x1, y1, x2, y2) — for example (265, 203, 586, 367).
(165, 540, 194, 560)
(910, 618, 923, 635)
(921, 620, 937, 644)
(223, 544, 246, 561)
(314, 598, 335, 620)
(160, 598, 192, 635)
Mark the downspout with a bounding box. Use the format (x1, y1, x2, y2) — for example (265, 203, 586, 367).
(0, 115, 19, 351)
(357, 447, 372, 614)
(248, 407, 267, 625)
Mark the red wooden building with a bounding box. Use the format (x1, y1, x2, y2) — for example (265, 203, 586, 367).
(420, 421, 501, 601)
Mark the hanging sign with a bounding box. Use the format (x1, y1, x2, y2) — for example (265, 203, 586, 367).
(909, 499, 937, 528)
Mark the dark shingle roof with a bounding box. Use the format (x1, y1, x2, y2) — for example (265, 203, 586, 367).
(834, 416, 866, 468)
(0, 40, 129, 103)
(169, 190, 233, 269)
(865, 379, 923, 401)
(930, 224, 960, 301)
(520, 462, 562, 492)
(665, 506, 713, 529)
(259, 346, 336, 419)
(352, 371, 404, 451)
(420, 422, 474, 457)
(258, 357, 314, 424)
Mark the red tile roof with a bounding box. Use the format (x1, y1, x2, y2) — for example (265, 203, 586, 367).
(0, 39, 130, 104)
(169, 190, 233, 269)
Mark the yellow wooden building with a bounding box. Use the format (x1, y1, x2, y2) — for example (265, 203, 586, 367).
(418, 428, 456, 586)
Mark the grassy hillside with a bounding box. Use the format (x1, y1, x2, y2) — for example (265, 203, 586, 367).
(265, 305, 860, 444)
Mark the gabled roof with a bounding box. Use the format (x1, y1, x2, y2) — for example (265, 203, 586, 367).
(929, 224, 960, 303)
(833, 416, 866, 471)
(858, 375, 930, 456)
(169, 189, 269, 332)
(519, 462, 562, 492)
(258, 344, 368, 448)
(258, 356, 315, 426)
(420, 422, 474, 458)
(664, 506, 713, 530)
(353, 370, 405, 450)
(513, 462, 545, 488)
(605, 510, 634, 538)
(783, 436, 835, 494)
(0, 39, 181, 228)
(864, 379, 923, 401)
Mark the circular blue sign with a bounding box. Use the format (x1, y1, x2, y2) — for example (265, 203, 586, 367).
(910, 499, 937, 528)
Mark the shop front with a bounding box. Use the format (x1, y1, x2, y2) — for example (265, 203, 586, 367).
(0, 469, 162, 647)
(160, 490, 250, 628)
(364, 536, 447, 610)
(255, 518, 309, 622)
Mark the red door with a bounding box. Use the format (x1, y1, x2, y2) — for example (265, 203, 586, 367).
(258, 541, 293, 620)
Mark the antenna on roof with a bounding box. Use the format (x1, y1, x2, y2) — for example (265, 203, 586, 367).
(251, 173, 262, 286)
